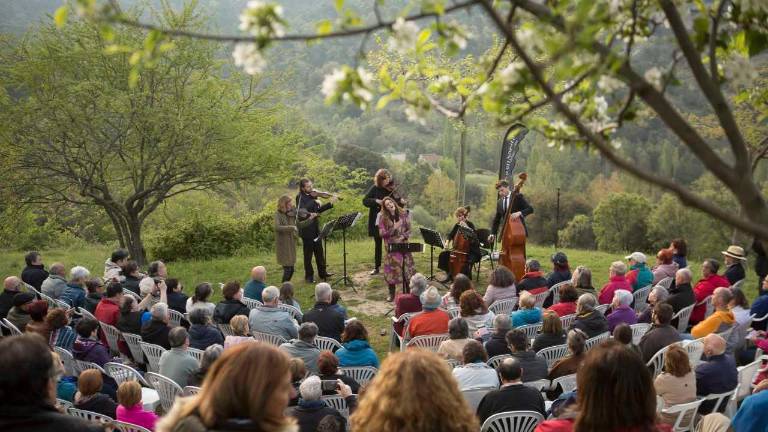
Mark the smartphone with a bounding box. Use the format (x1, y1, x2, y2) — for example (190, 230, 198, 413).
(321, 380, 338, 392)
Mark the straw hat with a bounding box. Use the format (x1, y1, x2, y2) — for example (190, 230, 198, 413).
(721, 245, 746, 261)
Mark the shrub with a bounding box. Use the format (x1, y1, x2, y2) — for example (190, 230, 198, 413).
(559, 214, 596, 249)
(592, 193, 651, 252)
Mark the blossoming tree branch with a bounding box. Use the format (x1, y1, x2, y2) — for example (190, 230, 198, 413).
(56, 0, 768, 239)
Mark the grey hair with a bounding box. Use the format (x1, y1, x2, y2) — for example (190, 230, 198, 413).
(409, 273, 428, 296)
(201, 344, 223, 370)
(168, 327, 188, 348)
(188, 307, 211, 325)
(150, 302, 168, 321)
(576, 293, 597, 314)
(567, 329, 587, 355)
(262, 286, 280, 303)
(614, 289, 633, 306)
(70, 266, 90, 281)
(448, 317, 469, 339)
(676, 268, 692, 283)
(299, 375, 322, 401)
(493, 314, 512, 332)
(315, 283, 332, 302)
(298, 322, 318, 342)
(610, 261, 627, 275)
(652, 286, 669, 302)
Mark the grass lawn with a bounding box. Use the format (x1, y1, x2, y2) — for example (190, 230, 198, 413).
(0, 239, 759, 359)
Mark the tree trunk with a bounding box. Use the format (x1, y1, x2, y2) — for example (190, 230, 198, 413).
(457, 116, 467, 206)
(125, 213, 147, 266)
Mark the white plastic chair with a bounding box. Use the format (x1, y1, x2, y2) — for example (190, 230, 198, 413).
(168, 309, 185, 327)
(67, 407, 113, 423)
(585, 332, 610, 351)
(252, 331, 288, 347)
(1, 318, 22, 336)
(682, 339, 704, 367)
(74, 359, 107, 376)
(559, 313, 577, 329)
(183, 385, 202, 396)
(461, 387, 497, 412)
(551, 373, 577, 393)
(661, 399, 703, 431)
(113, 421, 152, 432)
(633, 285, 653, 314)
(100, 322, 122, 355)
(734, 358, 762, 403)
(277, 303, 303, 321)
(538, 343, 569, 369)
(533, 291, 549, 309)
(122, 332, 145, 365)
(339, 366, 378, 386)
(487, 354, 512, 370)
(39, 292, 58, 309)
(105, 362, 150, 386)
(489, 298, 518, 316)
(242, 297, 262, 310)
(389, 311, 420, 352)
(139, 342, 166, 373)
(699, 389, 735, 414)
(657, 277, 673, 290)
(405, 333, 450, 352)
(218, 323, 234, 337)
(321, 395, 349, 418)
(122, 290, 142, 302)
(445, 307, 460, 319)
(445, 358, 462, 369)
(77, 307, 98, 322)
(188, 347, 204, 364)
(517, 323, 542, 340)
(314, 335, 343, 352)
(55, 299, 72, 310)
(480, 410, 544, 432)
(54, 346, 76, 376)
(630, 323, 651, 345)
(696, 296, 714, 319)
(594, 304, 609, 316)
(672, 304, 694, 333)
(145, 372, 183, 412)
(57, 398, 73, 411)
(647, 343, 676, 379)
(549, 281, 571, 305)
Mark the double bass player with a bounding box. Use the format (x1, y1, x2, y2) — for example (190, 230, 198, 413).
(489, 179, 534, 280)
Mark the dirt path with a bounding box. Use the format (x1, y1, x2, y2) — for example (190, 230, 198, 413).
(336, 270, 393, 316)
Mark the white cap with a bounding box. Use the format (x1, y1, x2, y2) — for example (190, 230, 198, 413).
(624, 252, 647, 263)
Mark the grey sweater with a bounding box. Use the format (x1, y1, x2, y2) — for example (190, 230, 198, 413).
(159, 348, 198, 387)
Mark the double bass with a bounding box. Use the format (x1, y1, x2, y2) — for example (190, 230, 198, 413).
(499, 173, 528, 281)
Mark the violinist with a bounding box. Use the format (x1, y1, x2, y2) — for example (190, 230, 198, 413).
(489, 179, 534, 243)
(275, 195, 313, 282)
(296, 178, 338, 283)
(438, 207, 482, 280)
(362, 169, 406, 275)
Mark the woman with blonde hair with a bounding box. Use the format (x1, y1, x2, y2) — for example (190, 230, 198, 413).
(363, 168, 406, 276)
(379, 196, 415, 302)
(350, 350, 479, 432)
(275, 195, 311, 283)
(116, 381, 158, 430)
(224, 315, 253, 349)
(158, 343, 297, 432)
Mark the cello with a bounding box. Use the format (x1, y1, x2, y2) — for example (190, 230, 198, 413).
(448, 222, 471, 278)
(499, 173, 528, 281)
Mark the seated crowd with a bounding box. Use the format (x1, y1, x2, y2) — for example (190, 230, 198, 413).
(0, 240, 767, 432)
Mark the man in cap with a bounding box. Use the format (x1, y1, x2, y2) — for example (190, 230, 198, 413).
(721, 245, 746, 286)
(625, 252, 653, 291)
(6, 292, 35, 332)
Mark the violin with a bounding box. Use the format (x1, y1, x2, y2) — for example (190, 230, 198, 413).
(308, 190, 342, 201)
(285, 208, 311, 219)
(385, 180, 406, 205)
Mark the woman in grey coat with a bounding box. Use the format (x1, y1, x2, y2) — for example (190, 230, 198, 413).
(275, 195, 312, 283)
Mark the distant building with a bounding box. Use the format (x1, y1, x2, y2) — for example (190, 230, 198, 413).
(384, 152, 407, 162)
(418, 153, 441, 169)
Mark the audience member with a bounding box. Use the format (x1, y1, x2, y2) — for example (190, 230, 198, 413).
(52, 350, 77, 402)
(483, 266, 517, 306)
(547, 284, 578, 317)
(547, 252, 571, 288)
(104, 248, 129, 282)
(732, 378, 768, 431)
(94, 281, 123, 325)
(637, 286, 668, 324)
(249, 285, 298, 341)
(638, 304, 682, 363)
(83, 277, 105, 313)
(141, 302, 172, 349)
(73, 318, 112, 366)
(187, 344, 224, 387)
(213, 281, 249, 325)
(691, 259, 731, 324)
(159, 327, 199, 388)
(244, 266, 267, 301)
(302, 283, 345, 341)
(507, 328, 548, 382)
(571, 266, 596, 297)
(24, 300, 50, 340)
(439, 317, 473, 361)
(696, 334, 737, 414)
(329, 290, 348, 319)
(116, 380, 158, 431)
(536, 341, 669, 432)
(408, 286, 450, 338)
(511, 291, 542, 328)
(187, 308, 223, 351)
(459, 289, 495, 335)
(476, 357, 546, 423)
(532, 310, 566, 352)
(441, 273, 473, 309)
(41, 263, 67, 299)
(691, 287, 735, 339)
(335, 320, 379, 367)
(613, 323, 641, 357)
(21, 251, 48, 290)
(47, 308, 76, 350)
(670, 238, 688, 269)
(484, 314, 512, 358)
(607, 289, 637, 332)
(570, 293, 609, 338)
(626, 252, 653, 291)
(452, 340, 499, 390)
(652, 248, 678, 285)
(668, 268, 696, 315)
(729, 288, 751, 326)
(165, 278, 188, 315)
(185, 282, 216, 316)
(318, 351, 360, 395)
(224, 315, 254, 349)
(517, 259, 549, 295)
(59, 266, 90, 309)
(288, 358, 307, 406)
(7, 292, 35, 332)
(751, 275, 768, 331)
(280, 282, 302, 312)
(289, 376, 348, 432)
(317, 415, 345, 432)
(394, 273, 427, 336)
(280, 322, 322, 374)
(548, 330, 587, 381)
(350, 350, 479, 431)
(654, 345, 696, 425)
(147, 261, 168, 280)
(0, 334, 102, 432)
(0, 276, 24, 319)
(117, 293, 153, 335)
(121, 260, 142, 295)
(598, 261, 632, 305)
(74, 369, 117, 418)
(157, 343, 297, 432)
(721, 245, 746, 286)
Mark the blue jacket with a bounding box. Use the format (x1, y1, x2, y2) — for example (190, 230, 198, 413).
(60, 283, 86, 309)
(695, 353, 737, 413)
(188, 324, 225, 350)
(510, 308, 542, 328)
(243, 279, 266, 302)
(335, 339, 380, 368)
(751, 294, 768, 331)
(732, 390, 768, 432)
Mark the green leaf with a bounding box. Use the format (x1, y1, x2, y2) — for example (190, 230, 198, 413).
(745, 29, 768, 57)
(129, 51, 142, 66)
(417, 29, 431, 45)
(103, 44, 132, 55)
(732, 31, 749, 56)
(378, 65, 393, 88)
(128, 68, 140, 88)
(316, 20, 333, 35)
(335, 0, 345, 12)
(376, 93, 397, 110)
(54, 6, 69, 28)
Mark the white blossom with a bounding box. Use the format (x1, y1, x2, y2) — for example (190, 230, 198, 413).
(320, 67, 375, 109)
(644, 67, 663, 91)
(239, 1, 285, 39)
(725, 54, 758, 88)
(321, 67, 347, 99)
(405, 105, 428, 126)
(232, 43, 266, 75)
(446, 21, 470, 50)
(594, 96, 609, 119)
(516, 27, 540, 52)
(611, 139, 623, 150)
(598, 75, 624, 92)
(476, 82, 489, 95)
(388, 17, 420, 54)
(498, 62, 525, 88)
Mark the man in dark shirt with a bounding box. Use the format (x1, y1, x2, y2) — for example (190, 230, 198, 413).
(296, 178, 336, 283)
(638, 304, 682, 363)
(21, 251, 48, 291)
(302, 283, 345, 341)
(696, 333, 737, 414)
(667, 268, 696, 315)
(506, 328, 548, 382)
(476, 357, 546, 423)
(0, 276, 24, 319)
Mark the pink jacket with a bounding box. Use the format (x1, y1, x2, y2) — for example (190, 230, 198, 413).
(598, 275, 632, 305)
(117, 404, 158, 431)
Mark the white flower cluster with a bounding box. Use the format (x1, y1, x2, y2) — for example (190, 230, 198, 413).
(644, 67, 663, 91)
(239, 1, 285, 39)
(598, 75, 624, 93)
(498, 62, 526, 88)
(444, 20, 470, 50)
(586, 95, 616, 134)
(389, 17, 420, 54)
(725, 54, 758, 89)
(405, 105, 428, 126)
(321, 66, 375, 109)
(738, 0, 768, 14)
(232, 43, 266, 75)
(547, 120, 570, 148)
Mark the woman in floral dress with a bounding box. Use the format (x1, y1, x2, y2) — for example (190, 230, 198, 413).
(378, 197, 416, 302)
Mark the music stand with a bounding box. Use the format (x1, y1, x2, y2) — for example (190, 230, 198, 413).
(316, 220, 336, 278)
(387, 242, 424, 295)
(419, 227, 448, 287)
(332, 212, 361, 291)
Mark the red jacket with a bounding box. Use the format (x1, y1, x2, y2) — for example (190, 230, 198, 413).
(598, 275, 632, 305)
(394, 293, 422, 336)
(94, 298, 120, 325)
(536, 419, 672, 432)
(691, 274, 731, 323)
(407, 309, 449, 338)
(547, 301, 577, 317)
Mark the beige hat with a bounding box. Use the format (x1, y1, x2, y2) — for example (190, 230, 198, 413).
(721, 245, 746, 261)
(624, 252, 647, 263)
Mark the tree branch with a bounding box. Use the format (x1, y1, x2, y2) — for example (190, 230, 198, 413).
(709, 0, 729, 80)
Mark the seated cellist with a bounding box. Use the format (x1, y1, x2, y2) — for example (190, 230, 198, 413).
(438, 207, 482, 280)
